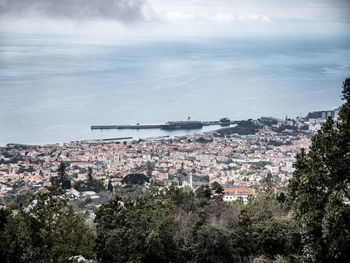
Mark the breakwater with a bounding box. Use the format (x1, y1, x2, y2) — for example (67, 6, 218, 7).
(91, 124, 162, 130)
(91, 119, 237, 130)
(91, 118, 238, 131)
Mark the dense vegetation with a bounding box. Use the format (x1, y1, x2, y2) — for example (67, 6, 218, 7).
(216, 120, 261, 136)
(121, 173, 149, 185)
(74, 167, 105, 192)
(0, 77, 349, 262)
(0, 188, 95, 263)
(287, 77, 350, 263)
(94, 185, 300, 263)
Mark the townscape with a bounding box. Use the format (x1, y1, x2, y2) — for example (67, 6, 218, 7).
(0, 81, 348, 263)
(1, 110, 336, 207)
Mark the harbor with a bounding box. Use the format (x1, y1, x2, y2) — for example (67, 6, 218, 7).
(91, 117, 237, 130)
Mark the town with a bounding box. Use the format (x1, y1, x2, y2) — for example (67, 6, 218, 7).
(0, 109, 338, 208)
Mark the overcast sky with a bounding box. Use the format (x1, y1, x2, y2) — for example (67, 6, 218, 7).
(0, 0, 349, 39)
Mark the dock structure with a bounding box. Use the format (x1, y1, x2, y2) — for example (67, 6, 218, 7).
(202, 121, 220, 126)
(91, 118, 238, 131)
(91, 124, 162, 130)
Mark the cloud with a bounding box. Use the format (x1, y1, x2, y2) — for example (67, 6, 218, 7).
(161, 11, 271, 24)
(0, 0, 146, 23)
(211, 13, 271, 23)
(210, 14, 235, 23)
(164, 12, 196, 23)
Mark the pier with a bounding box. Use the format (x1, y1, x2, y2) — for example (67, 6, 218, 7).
(91, 118, 238, 131)
(91, 124, 162, 130)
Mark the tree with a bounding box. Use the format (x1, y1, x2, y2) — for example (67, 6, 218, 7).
(107, 180, 113, 193)
(262, 172, 273, 193)
(121, 173, 149, 185)
(74, 167, 105, 193)
(87, 166, 93, 182)
(211, 181, 224, 195)
(195, 185, 212, 199)
(0, 207, 11, 260)
(2, 188, 95, 262)
(146, 161, 154, 177)
(288, 77, 350, 263)
(193, 225, 241, 263)
(255, 218, 294, 258)
(51, 162, 71, 190)
(95, 194, 183, 263)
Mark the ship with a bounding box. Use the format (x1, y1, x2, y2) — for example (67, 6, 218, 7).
(160, 117, 203, 130)
(91, 117, 233, 130)
(219, 117, 230, 126)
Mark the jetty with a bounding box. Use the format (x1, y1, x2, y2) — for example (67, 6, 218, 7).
(91, 117, 237, 131)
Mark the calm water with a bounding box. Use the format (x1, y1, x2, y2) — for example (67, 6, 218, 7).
(1, 34, 349, 146)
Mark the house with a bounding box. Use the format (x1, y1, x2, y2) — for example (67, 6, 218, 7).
(222, 187, 256, 203)
(66, 188, 81, 200)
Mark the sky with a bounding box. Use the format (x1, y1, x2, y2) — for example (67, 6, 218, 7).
(0, 0, 350, 39)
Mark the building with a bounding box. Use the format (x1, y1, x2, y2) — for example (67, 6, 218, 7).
(223, 187, 256, 203)
(306, 108, 340, 121)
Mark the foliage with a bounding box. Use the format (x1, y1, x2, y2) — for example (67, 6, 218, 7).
(74, 179, 105, 193)
(121, 173, 149, 185)
(211, 181, 224, 194)
(217, 120, 261, 136)
(195, 137, 213, 143)
(192, 225, 241, 263)
(192, 174, 210, 183)
(50, 162, 71, 190)
(113, 184, 145, 200)
(95, 192, 183, 263)
(287, 77, 350, 263)
(0, 207, 11, 260)
(260, 118, 278, 126)
(195, 185, 212, 199)
(1, 188, 96, 263)
(273, 125, 298, 134)
(94, 185, 298, 262)
(107, 180, 113, 193)
(74, 167, 105, 193)
(4, 190, 34, 209)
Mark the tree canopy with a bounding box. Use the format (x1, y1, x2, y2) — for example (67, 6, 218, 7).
(1, 188, 95, 263)
(288, 77, 350, 263)
(50, 162, 71, 190)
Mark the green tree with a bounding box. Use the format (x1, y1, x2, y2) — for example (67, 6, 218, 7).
(87, 166, 93, 182)
(262, 172, 273, 193)
(107, 180, 113, 193)
(195, 185, 212, 199)
(193, 225, 241, 263)
(95, 194, 183, 263)
(2, 188, 95, 262)
(255, 218, 294, 258)
(121, 173, 149, 185)
(51, 162, 71, 190)
(74, 167, 105, 193)
(211, 181, 224, 195)
(288, 77, 350, 263)
(0, 207, 11, 260)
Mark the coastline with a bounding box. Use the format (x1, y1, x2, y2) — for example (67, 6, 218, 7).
(1, 124, 234, 148)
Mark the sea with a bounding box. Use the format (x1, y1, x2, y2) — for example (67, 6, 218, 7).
(1, 33, 350, 146)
